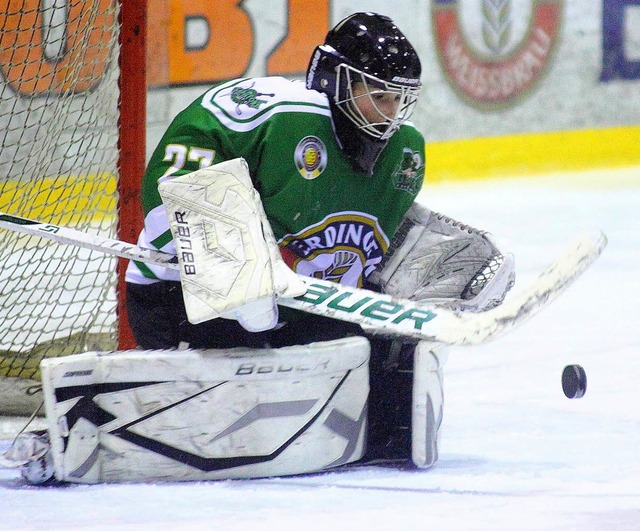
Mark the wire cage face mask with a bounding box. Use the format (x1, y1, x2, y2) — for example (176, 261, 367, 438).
(335, 64, 421, 140)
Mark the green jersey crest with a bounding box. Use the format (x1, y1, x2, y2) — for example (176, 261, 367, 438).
(392, 148, 424, 194)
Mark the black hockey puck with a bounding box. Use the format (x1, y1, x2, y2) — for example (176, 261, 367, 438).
(562, 364, 587, 399)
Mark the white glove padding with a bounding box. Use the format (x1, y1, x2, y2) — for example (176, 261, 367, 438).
(158, 158, 306, 331)
(369, 202, 515, 311)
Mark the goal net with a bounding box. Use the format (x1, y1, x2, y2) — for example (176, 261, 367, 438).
(0, 0, 144, 415)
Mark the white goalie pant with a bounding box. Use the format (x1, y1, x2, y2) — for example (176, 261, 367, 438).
(38, 337, 369, 484)
(412, 341, 448, 468)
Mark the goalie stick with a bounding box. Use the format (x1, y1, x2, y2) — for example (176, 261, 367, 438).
(0, 211, 607, 346)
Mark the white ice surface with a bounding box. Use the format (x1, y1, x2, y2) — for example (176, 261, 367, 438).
(1, 169, 639, 530)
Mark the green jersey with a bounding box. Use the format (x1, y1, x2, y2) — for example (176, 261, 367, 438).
(126, 76, 425, 288)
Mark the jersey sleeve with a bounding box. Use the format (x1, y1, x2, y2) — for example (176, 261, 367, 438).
(140, 103, 232, 216)
(140, 77, 330, 216)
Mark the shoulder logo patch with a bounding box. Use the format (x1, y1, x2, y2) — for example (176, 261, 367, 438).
(229, 82, 274, 115)
(392, 148, 423, 194)
(294, 136, 328, 180)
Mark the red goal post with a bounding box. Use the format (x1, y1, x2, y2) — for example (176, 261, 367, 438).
(117, 0, 147, 349)
(0, 0, 146, 415)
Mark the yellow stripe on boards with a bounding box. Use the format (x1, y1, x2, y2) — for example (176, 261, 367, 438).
(2, 126, 639, 225)
(0, 173, 117, 223)
(426, 126, 640, 184)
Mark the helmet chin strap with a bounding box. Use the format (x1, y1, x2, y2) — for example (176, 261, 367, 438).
(331, 104, 388, 176)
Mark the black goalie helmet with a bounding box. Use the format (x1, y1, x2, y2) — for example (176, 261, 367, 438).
(306, 12, 422, 175)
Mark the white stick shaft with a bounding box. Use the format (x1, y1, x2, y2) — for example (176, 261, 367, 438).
(0, 211, 607, 346)
(0, 212, 441, 338)
(0, 212, 179, 268)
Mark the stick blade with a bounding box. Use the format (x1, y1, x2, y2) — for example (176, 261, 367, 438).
(437, 231, 608, 345)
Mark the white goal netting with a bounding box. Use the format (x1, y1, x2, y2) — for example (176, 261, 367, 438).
(0, 0, 123, 414)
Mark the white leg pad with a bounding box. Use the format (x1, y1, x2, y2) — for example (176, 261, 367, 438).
(40, 337, 369, 483)
(412, 341, 448, 468)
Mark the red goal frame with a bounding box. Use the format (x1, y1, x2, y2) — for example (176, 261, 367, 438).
(117, 0, 147, 349)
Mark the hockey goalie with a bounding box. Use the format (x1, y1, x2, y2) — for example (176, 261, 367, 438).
(3, 13, 515, 484)
(6, 155, 514, 484)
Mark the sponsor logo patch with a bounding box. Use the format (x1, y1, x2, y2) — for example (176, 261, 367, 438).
(294, 136, 328, 179)
(279, 212, 389, 286)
